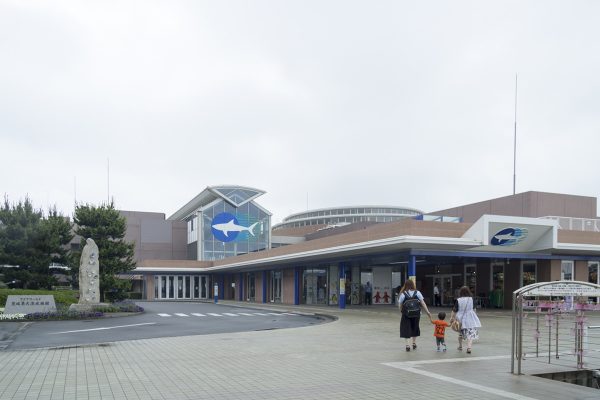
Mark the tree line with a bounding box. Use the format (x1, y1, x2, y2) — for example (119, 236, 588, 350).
(0, 197, 135, 301)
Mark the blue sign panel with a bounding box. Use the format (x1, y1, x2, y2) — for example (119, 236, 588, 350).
(211, 212, 259, 243)
(490, 227, 528, 246)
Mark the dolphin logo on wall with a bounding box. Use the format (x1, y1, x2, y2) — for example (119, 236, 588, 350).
(211, 212, 260, 242)
(490, 227, 528, 246)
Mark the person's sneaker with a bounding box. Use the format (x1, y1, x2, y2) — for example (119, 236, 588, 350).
(442, 344, 447, 352)
(436, 346, 441, 352)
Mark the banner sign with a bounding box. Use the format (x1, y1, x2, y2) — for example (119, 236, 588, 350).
(525, 283, 600, 297)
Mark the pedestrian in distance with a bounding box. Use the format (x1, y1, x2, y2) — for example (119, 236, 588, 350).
(433, 283, 441, 306)
(398, 279, 431, 351)
(429, 312, 449, 352)
(364, 281, 372, 305)
(450, 286, 481, 354)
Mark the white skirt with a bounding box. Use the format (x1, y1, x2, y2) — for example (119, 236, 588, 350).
(456, 310, 481, 330)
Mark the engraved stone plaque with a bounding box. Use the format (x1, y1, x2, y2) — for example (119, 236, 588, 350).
(4, 295, 57, 314)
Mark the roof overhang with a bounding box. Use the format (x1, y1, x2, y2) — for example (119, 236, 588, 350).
(204, 235, 482, 272)
(168, 185, 269, 221)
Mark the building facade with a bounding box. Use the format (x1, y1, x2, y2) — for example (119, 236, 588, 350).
(129, 190, 600, 309)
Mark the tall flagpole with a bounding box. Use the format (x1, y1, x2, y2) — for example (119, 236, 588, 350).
(107, 157, 110, 205)
(513, 74, 518, 195)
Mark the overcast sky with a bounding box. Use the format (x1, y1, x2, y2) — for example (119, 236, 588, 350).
(1, 1, 599, 224)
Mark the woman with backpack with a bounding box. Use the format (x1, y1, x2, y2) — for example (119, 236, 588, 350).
(398, 279, 431, 351)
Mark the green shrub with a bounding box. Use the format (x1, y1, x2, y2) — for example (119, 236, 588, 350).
(104, 289, 129, 303)
(95, 301, 144, 313)
(127, 292, 143, 300)
(24, 310, 104, 321)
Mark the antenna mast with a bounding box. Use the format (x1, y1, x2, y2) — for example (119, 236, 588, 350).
(107, 157, 110, 204)
(513, 74, 518, 195)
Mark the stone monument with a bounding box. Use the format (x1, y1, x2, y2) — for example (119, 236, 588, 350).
(69, 238, 108, 312)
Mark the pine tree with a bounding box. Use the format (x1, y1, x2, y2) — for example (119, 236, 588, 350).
(73, 202, 135, 301)
(0, 197, 73, 289)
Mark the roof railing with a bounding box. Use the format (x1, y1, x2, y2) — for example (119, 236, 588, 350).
(540, 216, 600, 232)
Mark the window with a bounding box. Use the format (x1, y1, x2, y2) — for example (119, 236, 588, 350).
(200, 199, 270, 261)
(590, 262, 599, 304)
(589, 261, 599, 285)
(561, 260, 574, 280)
(521, 261, 536, 287)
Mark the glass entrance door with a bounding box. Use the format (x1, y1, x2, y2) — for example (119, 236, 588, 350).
(270, 271, 282, 303)
(156, 275, 203, 300)
(200, 276, 208, 299)
(440, 276, 453, 306)
(193, 276, 200, 299)
(246, 273, 256, 301)
(491, 263, 504, 308)
(303, 268, 328, 305)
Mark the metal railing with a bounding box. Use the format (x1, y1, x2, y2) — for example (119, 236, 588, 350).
(541, 216, 600, 232)
(512, 281, 600, 375)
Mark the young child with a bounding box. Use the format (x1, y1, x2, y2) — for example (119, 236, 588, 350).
(430, 312, 449, 352)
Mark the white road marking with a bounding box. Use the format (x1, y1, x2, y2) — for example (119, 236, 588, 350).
(49, 323, 156, 334)
(384, 355, 510, 367)
(383, 355, 537, 400)
(158, 311, 309, 318)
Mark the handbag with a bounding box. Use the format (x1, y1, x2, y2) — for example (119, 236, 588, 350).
(451, 297, 466, 332)
(451, 319, 461, 332)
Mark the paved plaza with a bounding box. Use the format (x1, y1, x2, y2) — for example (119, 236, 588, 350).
(0, 302, 598, 400)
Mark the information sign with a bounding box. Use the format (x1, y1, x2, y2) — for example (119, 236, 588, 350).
(525, 282, 600, 297)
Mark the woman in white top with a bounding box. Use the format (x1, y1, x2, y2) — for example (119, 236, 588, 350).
(450, 286, 481, 354)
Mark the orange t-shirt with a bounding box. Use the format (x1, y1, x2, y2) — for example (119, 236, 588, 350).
(433, 320, 449, 338)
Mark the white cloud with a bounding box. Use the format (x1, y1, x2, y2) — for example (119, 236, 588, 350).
(1, 0, 599, 223)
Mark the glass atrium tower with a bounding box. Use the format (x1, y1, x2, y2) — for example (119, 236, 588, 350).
(169, 186, 271, 261)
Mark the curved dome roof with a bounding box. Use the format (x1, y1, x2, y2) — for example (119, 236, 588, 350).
(273, 205, 422, 230)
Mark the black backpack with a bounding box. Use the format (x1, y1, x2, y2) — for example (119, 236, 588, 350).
(402, 291, 421, 318)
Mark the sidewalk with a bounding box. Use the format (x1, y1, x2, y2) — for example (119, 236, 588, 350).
(0, 301, 598, 400)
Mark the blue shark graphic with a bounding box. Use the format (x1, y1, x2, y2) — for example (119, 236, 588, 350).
(490, 227, 528, 246)
(211, 212, 259, 242)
